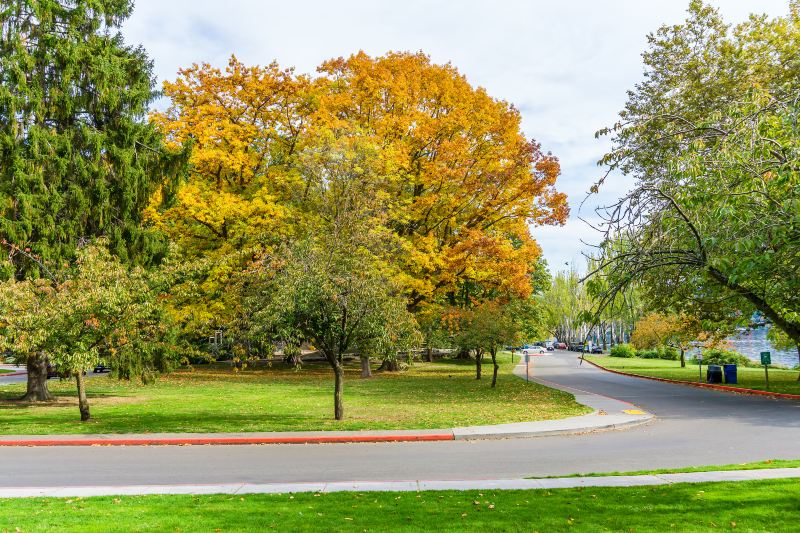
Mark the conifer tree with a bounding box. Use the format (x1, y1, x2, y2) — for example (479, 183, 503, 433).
(0, 1, 186, 400)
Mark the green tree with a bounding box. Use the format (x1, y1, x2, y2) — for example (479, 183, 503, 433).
(472, 302, 521, 388)
(0, 1, 187, 399)
(767, 327, 800, 378)
(590, 2, 800, 349)
(0, 243, 183, 420)
(254, 133, 418, 420)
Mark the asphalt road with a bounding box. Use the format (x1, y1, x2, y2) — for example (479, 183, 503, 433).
(1, 351, 798, 487)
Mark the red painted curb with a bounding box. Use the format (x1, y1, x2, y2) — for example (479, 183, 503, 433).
(0, 433, 455, 447)
(0, 372, 26, 378)
(583, 358, 800, 400)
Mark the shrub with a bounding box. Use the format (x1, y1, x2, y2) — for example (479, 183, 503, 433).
(696, 348, 753, 367)
(657, 345, 679, 360)
(610, 344, 635, 358)
(636, 348, 659, 359)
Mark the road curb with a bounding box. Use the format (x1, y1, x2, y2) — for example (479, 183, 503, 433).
(0, 371, 26, 378)
(583, 358, 800, 400)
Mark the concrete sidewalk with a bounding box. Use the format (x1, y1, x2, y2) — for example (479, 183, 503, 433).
(0, 361, 652, 446)
(2, 467, 797, 498)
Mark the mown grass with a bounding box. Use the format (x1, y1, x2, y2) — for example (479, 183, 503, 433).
(530, 458, 800, 478)
(1, 479, 798, 532)
(0, 352, 589, 434)
(586, 356, 800, 395)
(0, 368, 13, 374)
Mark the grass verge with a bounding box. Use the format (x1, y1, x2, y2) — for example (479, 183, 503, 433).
(1, 479, 798, 532)
(0, 368, 13, 374)
(0, 352, 589, 434)
(586, 355, 800, 395)
(529, 459, 800, 478)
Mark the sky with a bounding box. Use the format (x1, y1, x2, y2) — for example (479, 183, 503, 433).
(121, 0, 789, 274)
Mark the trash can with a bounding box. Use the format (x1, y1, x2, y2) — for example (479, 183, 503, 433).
(706, 365, 723, 384)
(723, 364, 738, 384)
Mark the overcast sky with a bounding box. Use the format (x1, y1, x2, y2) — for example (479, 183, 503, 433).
(121, 0, 789, 275)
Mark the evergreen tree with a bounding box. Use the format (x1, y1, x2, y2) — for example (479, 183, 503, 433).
(0, 1, 187, 400)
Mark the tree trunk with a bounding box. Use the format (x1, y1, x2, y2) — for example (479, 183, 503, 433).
(360, 355, 372, 378)
(333, 362, 344, 420)
(456, 348, 471, 360)
(75, 371, 90, 421)
(284, 352, 302, 369)
(490, 349, 499, 388)
(378, 358, 399, 371)
(426, 347, 433, 363)
(475, 349, 483, 380)
(680, 348, 686, 368)
(20, 353, 54, 402)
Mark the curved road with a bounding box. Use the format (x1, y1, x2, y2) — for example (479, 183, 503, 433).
(1, 351, 798, 487)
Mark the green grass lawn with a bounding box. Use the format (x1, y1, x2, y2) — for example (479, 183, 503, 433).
(0, 368, 13, 374)
(586, 356, 800, 395)
(1, 479, 798, 532)
(530, 458, 800, 478)
(0, 352, 589, 434)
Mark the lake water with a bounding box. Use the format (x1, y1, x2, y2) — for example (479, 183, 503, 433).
(725, 327, 798, 368)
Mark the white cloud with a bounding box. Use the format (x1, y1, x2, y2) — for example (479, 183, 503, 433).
(122, 0, 790, 272)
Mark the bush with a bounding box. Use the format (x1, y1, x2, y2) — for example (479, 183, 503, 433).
(695, 348, 753, 367)
(657, 345, 679, 360)
(634, 345, 679, 360)
(610, 344, 635, 358)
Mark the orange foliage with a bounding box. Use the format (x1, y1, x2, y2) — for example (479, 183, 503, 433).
(151, 52, 568, 310)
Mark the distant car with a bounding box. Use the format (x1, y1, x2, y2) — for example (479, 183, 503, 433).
(93, 363, 111, 373)
(556, 342, 567, 350)
(590, 346, 603, 354)
(46, 363, 61, 379)
(521, 346, 546, 357)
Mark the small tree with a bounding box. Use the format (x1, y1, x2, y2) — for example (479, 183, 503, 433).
(0, 244, 181, 420)
(473, 302, 519, 388)
(267, 239, 415, 420)
(767, 327, 800, 380)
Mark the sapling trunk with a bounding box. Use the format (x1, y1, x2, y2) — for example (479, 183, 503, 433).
(475, 349, 482, 380)
(333, 363, 344, 420)
(75, 371, 90, 421)
(490, 349, 499, 388)
(680, 349, 686, 368)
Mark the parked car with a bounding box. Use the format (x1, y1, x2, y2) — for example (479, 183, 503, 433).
(555, 342, 567, 350)
(93, 363, 111, 373)
(590, 346, 603, 354)
(521, 346, 546, 356)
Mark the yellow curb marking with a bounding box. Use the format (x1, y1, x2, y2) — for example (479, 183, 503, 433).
(622, 409, 646, 415)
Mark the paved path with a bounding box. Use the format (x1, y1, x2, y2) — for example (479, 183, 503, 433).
(2, 468, 798, 498)
(0, 351, 798, 488)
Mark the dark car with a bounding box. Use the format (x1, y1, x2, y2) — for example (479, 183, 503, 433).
(93, 363, 111, 373)
(591, 346, 603, 354)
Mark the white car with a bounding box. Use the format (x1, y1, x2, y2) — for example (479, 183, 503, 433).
(521, 346, 546, 357)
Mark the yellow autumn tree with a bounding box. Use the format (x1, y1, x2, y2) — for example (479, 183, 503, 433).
(147, 57, 314, 333)
(314, 52, 567, 306)
(150, 52, 568, 335)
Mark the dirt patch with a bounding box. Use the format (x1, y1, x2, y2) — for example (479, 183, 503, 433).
(0, 394, 146, 410)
